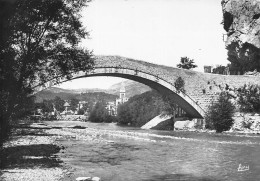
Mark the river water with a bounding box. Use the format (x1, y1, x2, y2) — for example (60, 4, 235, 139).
(46, 121, 260, 181)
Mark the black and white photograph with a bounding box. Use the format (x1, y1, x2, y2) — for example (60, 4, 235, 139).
(1, 0, 260, 180)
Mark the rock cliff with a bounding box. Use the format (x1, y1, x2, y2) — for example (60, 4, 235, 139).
(222, 0, 260, 47)
(222, 0, 260, 73)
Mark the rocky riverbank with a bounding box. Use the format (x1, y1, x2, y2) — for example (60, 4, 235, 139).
(0, 123, 67, 181)
(0, 122, 109, 181)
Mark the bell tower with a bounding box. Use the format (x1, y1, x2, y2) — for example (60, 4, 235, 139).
(119, 83, 126, 99)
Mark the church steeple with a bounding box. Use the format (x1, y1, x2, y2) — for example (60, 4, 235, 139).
(120, 82, 126, 99)
(115, 82, 129, 115)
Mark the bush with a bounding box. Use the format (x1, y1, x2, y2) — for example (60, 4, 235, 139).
(77, 109, 85, 115)
(174, 77, 185, 93)
(88, 101, 115, 123)
(205, 92, 235, 133)
(117, 90, 165, 126)
(89, 102, 108, 123)
(237, 84, 260, 113)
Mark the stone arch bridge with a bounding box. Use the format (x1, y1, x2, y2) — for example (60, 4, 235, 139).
(34, 55, 260, 118)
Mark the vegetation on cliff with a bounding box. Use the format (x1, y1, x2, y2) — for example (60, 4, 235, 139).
(226, 42, 260, 74)
(237, 84, 260, 113)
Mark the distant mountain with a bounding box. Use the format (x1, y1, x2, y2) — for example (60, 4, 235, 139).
(35, 80, 151, 102)
(75, 92, 118, 103)
(107, 80, 151, 98)
(35, 88, 118, 103)
(64, 88, 108, 94)
(34, 87, 77, 102)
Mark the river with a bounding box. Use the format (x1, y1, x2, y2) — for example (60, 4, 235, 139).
(45, 121, 260, 181)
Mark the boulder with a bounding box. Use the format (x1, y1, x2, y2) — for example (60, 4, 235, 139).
(75, 177, 101, 181)
(76, 177, 91, 181)
(174, 120, 195, 130)
(92, 177, 101, 181)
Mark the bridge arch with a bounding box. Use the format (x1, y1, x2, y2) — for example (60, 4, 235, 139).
(34, 55, 260, 119)
(34, 65, 205, 119)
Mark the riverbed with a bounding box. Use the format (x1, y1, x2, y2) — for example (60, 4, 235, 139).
(47, 121, 260, 181)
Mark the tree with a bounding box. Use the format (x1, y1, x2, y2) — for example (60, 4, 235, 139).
(117, 103, 133, 125)
(161, 95, 178, 130)
(174, 77, 185, 93)
(70, 98, 79, 112)
(177, 57, 197, 70)
(42, 99, 54, 113)
(237, 84, 260, 113)
(226, 42, 260, 74)
(88, 101, 109, 123)
(53, 96, 65, 112)
(0, 0, 93, 146)
(205, 92, 235, 133)
(212, 65, 226, 74)
(117, 90, 166, 127)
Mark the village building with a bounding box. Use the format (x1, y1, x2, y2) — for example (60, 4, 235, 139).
(61, 101, 74, 115)
(106, 83, 128, 116)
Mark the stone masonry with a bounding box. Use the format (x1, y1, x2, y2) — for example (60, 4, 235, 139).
(94, 55, 260, 112)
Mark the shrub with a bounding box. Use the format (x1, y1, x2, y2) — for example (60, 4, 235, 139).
(237, 84, 260, 113)
(88, 102, 108, 123)
(77, 109, 85, 115)
(117, 90, 164, 126)
(205, 92, 235, 133)
(174, 77, 185, 93)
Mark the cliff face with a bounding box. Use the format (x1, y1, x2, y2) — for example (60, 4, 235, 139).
(222, 0, 260, 73)
(222, 0, 260, 47)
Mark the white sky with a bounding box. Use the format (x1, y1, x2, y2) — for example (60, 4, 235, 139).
(57, 0, 228, 90)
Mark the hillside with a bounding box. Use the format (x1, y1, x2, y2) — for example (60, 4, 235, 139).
(107, 80, 151, 98)
(35, 80, 151, 102)
(35, 87, 118, 103)
(34, 87, 77, 102)
(75, 92, 118, 103)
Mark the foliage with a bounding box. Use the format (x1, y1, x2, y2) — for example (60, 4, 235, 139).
(237, 84, 260, 113)
(77, 109, 85, 115)
(160, 95, 180, 130)
(205, 92, 235, 133)
(212, 65, 226, 74)
(88, 101, 110, 123)
(226, 42, 260, 74)
(177, 57, 197, 70)
(117, 90, 167, 127)
(37, 96, 65, 113)
(77, 92, 118, 105)
(174, 77, 185, 93)
(70, 98, 79, 111)
(242, 120, 252, 129)
(0, 0, 93, 146)
(53, 97, 65, 112)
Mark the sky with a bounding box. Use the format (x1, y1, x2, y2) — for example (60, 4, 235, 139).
(57, 0, 228, 90)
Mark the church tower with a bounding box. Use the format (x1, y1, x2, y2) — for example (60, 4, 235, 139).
(119, 82, 126, 99)
(115, 82, 128, 115)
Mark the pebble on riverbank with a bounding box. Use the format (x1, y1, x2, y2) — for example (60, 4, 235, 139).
(0, 126, 67, 181)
